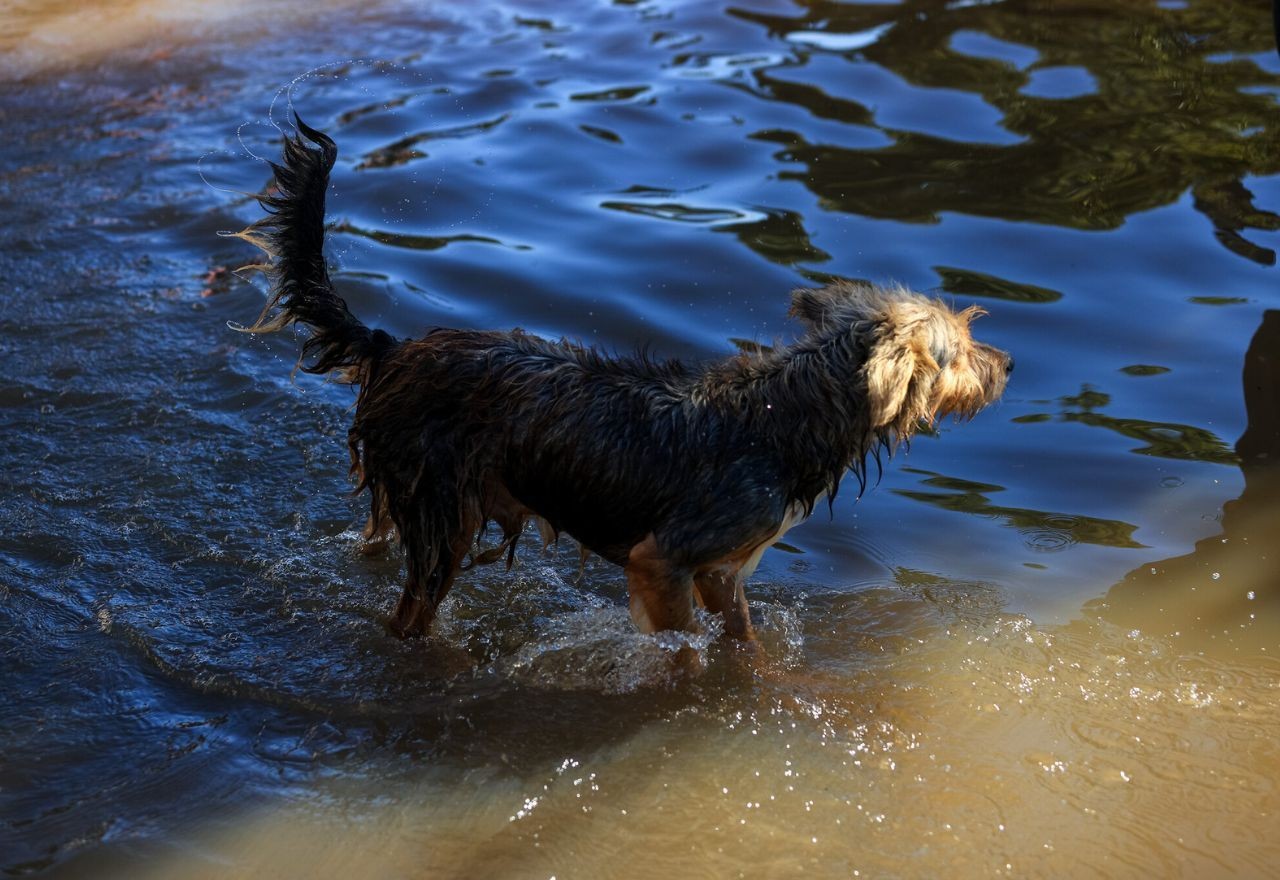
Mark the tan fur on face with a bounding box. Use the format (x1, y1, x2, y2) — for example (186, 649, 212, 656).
(790, 281, 1009, 441)
(862, 291, 1009, 438)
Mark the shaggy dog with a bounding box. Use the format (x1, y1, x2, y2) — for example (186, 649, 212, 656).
(234, 119, 1011, 646)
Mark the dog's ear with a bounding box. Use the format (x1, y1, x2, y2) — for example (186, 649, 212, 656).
(864, 310, 941, 431)
(789, 281, 876, 329)
(789, 286, 841, 328)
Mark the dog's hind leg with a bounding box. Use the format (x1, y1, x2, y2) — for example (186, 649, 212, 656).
(390, 578, 435, 639)
(694, 566, 755, 642)
(389, 551, 463, 639)
(389, 511, 480, 639)
(624, 534, 697, 635)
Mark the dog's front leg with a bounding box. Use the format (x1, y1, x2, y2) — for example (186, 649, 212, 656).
(360, 509, 395, 556)
(694, 567, 755, 642)
(624, 533, 697, 635)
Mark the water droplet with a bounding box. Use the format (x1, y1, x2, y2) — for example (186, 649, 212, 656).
(1211, 572, 1220, 580)
(1246, 591, 1256, 600)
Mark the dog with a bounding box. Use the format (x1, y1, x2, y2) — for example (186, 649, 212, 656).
(232, 118, 1011, 648)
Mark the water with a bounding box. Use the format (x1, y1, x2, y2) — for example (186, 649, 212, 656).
(2, 0, 1278, 876)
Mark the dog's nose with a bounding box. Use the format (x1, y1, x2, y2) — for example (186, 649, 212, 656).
(1005, 355, 1015, 374)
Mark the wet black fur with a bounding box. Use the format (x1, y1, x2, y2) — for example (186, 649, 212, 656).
(242, 120, 956, 635)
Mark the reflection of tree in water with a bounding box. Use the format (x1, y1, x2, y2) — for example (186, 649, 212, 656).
(730, 0, 1280, 263)
(717, 208, 832, 265)
(893, 470, 1146, 550)
(1089, 311, 1280, 655)
(1016, 386, 1240, 465)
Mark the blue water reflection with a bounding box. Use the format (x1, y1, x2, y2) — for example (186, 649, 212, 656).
(1021, 65, 1097, 99)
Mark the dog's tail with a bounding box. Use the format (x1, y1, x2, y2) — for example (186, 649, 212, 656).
(233, 115, 394, 383)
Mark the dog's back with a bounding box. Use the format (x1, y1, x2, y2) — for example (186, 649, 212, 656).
(350, 326, 785, 568)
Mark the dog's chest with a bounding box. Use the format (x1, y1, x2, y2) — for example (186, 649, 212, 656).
(738, 497, 817, 579)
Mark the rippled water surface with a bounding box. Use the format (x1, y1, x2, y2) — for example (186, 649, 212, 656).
(3, 0, 1279, 876)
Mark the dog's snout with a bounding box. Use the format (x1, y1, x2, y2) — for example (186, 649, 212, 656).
(1004, 355, 1015, 374)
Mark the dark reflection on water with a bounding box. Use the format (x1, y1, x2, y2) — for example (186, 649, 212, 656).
(894, 468, 1147, 551)
(1014, 386, 1241, 465)
(718, 208, 831, 265)
(732, 0, 1280, 263)
(2, 0, 1279, 876)
(934, 265, 1062, 304)
(355, 112, 512, 170)
(333, 220, 520, 252)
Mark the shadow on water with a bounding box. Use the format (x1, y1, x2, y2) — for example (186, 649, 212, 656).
(1088, 310, 1280, 656)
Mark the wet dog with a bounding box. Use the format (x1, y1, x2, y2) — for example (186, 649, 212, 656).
(233, 118, 1011, 647)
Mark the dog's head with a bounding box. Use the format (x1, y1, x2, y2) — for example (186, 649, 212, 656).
(790, 281, 1012, 438)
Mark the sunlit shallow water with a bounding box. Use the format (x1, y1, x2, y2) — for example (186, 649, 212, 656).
(2, 0, 1279, 876)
